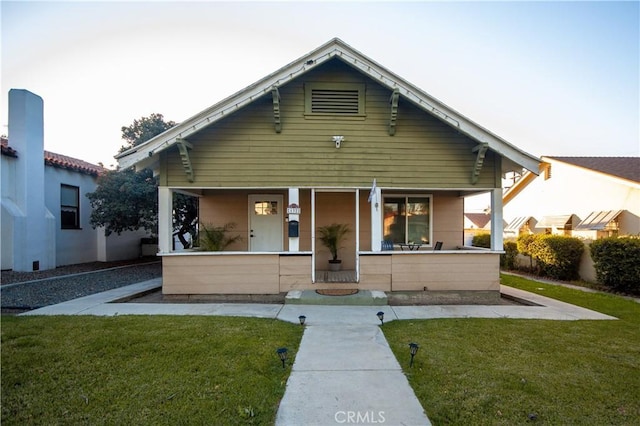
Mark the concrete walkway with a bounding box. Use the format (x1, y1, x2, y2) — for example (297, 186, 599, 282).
(19, 280, 617, 426)
(275, 325, 430, 425)
(20, 279, 617, 322)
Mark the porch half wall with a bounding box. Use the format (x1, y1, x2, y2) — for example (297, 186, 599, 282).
(161, 251, 500, 295)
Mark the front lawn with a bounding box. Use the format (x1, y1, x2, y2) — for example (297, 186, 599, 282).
(384, 274, 640, 425)
(1, 316, 302, 425)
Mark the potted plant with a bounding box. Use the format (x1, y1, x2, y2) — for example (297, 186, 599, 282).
(317, 223, 350, 271)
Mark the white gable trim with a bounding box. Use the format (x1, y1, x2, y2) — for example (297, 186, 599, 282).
(116, 38, 539, 174)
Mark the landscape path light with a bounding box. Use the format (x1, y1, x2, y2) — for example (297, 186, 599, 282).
(298, 315, 306, 326)
(276, 347, 288, 369)
(409, 342, 419, 368)
(377, 311, 384, 325)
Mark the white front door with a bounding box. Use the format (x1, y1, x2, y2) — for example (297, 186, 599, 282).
(248, 194, 283, 252)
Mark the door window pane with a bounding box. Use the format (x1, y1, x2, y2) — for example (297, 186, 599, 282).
(254, 201, 278, 215)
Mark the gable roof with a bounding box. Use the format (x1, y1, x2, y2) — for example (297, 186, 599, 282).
(546, 156, 640, 184)
(464, 213, 491, 229)
(116, 38, 539, 174)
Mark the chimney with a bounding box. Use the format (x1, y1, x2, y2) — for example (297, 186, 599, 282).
(8, 89, 55, 271)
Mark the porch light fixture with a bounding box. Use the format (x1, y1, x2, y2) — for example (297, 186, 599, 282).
(276, 347, 288, 369)
(332, 135, 344, 149)
(298, 315, 306, 326)
(409, 343, 419, 367)
(376, 311, 384, 325)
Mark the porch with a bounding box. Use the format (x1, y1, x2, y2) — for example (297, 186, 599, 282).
(160, 249, 501, 297)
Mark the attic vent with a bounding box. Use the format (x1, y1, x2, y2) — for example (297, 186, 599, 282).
(305, 83, 365, 118)
(311, 89, 359, 114)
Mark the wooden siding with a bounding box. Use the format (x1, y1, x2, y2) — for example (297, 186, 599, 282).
(391, 253, 500, 291)
(163, 59, 498, 189)
(279, 254, 313, 291)
(315, 191, 356, 269)
(161, 250, 499, 294)
(432, 192, 465, 248)
(360, 254, 392, 291)
(196, 189, 464, 253)
(199, 189, 314, 252)
(162, 254, 280, 294)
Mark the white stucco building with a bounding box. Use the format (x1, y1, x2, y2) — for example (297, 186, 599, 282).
(1, 89, 148, 272)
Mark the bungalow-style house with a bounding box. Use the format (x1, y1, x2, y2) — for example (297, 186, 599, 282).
(1, 89, 148, 272)
(503, 156, 640, 240)
(116, 38, 540, 302)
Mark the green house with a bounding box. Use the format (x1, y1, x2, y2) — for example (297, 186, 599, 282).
(117, 38, 540, 302)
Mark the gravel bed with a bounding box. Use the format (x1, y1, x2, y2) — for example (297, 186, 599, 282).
(1, 261, 161, 313)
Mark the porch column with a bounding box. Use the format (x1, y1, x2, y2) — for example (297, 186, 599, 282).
(158, 186, 173, 253)
(370, 185, 382, 251)
(288, 188, 300, 252)
(490, 188, 504, 251)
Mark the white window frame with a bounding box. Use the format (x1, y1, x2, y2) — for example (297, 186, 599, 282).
(382, 194, 433, 246)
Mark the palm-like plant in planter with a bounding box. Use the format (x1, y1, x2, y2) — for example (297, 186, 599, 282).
(317, 223, 350, 271)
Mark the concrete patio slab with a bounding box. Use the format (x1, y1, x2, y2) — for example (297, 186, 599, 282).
(278, 304, 396, 326)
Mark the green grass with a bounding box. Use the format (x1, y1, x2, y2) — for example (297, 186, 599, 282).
(1, 316, 302, 425)
(384, 274, 640, 425)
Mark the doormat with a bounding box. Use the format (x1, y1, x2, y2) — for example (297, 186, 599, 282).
(316, 289, 359, 296)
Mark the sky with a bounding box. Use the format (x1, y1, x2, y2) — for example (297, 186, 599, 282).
(2, 1, 639, 171)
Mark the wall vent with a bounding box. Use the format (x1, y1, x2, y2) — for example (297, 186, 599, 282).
(311, 89, 360, 114)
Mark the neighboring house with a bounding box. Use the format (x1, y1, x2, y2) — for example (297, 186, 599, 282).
(503, 156, 640, 240)
(116, 38, 540, 301)
(1, 89, 149, 272)
(463, 213, 492, 246)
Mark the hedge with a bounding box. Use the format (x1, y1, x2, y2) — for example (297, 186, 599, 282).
(590, 237, 640, 293)
(471, 234, 518, 269)
(517, 234, 584, 280)
(471, 233, 491, 248)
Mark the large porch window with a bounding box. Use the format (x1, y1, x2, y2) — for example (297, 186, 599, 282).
(383, 195, 431, 245)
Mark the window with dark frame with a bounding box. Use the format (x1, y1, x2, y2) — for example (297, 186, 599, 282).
(61, 184, 80, 229)
(383, 195, 431, 245)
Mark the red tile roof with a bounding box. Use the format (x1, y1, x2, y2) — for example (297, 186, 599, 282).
(1, 136, 105, 176)
(547, 156, 640, 184)
(44, 151, 105, 176)
(1, 136, 17, 157)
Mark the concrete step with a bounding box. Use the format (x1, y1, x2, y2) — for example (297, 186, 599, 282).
(285, 290, 388, 306)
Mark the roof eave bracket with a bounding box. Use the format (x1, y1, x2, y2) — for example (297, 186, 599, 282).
(272, 86, 282, 133)
(388, 88, 400, 136)
(176, 139, 195, 183)
(471, 142, 489, 184)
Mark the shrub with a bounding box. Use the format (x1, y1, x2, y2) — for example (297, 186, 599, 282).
(590, 237, 640, 293)
(500, 241, 518, 269)
(197, 222, 242, 251)
(516, 234, 536, 256)
(528, 235, 584, 280)
(472, 233, 491, 248)
(516, 234, 537, 271)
